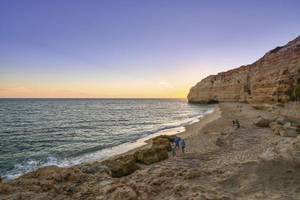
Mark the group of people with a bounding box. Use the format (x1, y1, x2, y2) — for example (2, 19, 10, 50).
(232, 119, 240, 129)
(170, 136, 185, 156)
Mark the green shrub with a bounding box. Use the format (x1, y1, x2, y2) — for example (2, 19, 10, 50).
(293, 84, 300, 101)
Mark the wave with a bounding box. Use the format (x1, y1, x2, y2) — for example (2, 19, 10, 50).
(2, 107, 214, 181)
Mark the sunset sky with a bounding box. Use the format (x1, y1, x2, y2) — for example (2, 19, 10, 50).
(1, 0, 300, 98)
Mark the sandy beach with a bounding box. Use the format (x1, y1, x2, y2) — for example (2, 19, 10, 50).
(1, 1, 299, 199)
(109, 104, 220, 160)
(1, 103, 300, 200)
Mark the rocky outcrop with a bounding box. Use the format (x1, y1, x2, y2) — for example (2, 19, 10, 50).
(0, 166, 90, 199)
(133, 136, 172, 165)
(134, 146, 168, 165)
(253, 114, 300, 137)
(254, 116, 271, 127)
(188, 36, 300, 105)
(103, 155, 139, 178)
(260, 135, 300, 164)
(268, 116, 300, 137)
(103, 135, 172, 177)
(0, 135, 173, 199)
(151, 135, 173, 151)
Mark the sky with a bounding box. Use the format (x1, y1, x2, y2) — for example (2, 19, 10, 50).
(0, 0, 300, 98)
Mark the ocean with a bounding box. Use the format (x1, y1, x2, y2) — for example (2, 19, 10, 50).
(0, 99, 213, 180)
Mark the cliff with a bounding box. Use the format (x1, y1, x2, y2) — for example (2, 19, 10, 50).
(188, 36, 300, 105)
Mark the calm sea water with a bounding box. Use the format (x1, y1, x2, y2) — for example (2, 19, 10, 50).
(0, 99, 213, 180)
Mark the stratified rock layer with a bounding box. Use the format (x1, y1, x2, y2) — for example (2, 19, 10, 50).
(188, 36, 300, 104)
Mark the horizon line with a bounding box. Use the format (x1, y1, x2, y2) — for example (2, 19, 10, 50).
(0, 97, 187, 100)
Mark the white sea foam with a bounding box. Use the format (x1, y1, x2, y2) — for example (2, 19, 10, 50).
(3, 107, 214, 181)
(0, 99, 215, 181)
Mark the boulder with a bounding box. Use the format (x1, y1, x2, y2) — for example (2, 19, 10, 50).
(152, 136, 171, 151)
(273, 126, 283, 135)
(103, 155, 139, 178)
(254, 117, 271, 128)
(134, 146, 168, 165)
(269, 122, 283, 135)
(276, 116, 288, 125)
(283, 122, 292, 128)
(269, 121, 279, 130)
(279, 127, 299, 137)
(252, 104, 266, 110)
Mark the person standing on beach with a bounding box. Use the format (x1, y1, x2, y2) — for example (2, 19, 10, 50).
(175, 136, 180, 150)
(171, 141, 176, 156)
(236, 120, 240, 128)
(180, 139, 186, 153)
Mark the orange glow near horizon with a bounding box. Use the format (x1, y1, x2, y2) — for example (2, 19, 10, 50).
(0, 80, 193, 99)
(0, 63, 206, 99)
(0, 87, 189, 98)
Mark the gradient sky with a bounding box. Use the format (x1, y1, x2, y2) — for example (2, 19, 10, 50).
(1, 0, 300, 98)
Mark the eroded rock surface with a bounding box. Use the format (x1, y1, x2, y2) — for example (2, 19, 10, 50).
(188, 36, 300, 106)
(103, 154, 139, 178)
(134, 146, 168, 165)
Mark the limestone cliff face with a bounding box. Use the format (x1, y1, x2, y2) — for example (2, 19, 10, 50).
(188, 36, 300, 104)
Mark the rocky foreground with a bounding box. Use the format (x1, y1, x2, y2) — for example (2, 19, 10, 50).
(1, 103, 300, 200)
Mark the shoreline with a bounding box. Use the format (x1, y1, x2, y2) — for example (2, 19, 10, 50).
(2, 103, 299, 200)
(108, 104, 220, 160)
(1, 105, 216, 182)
